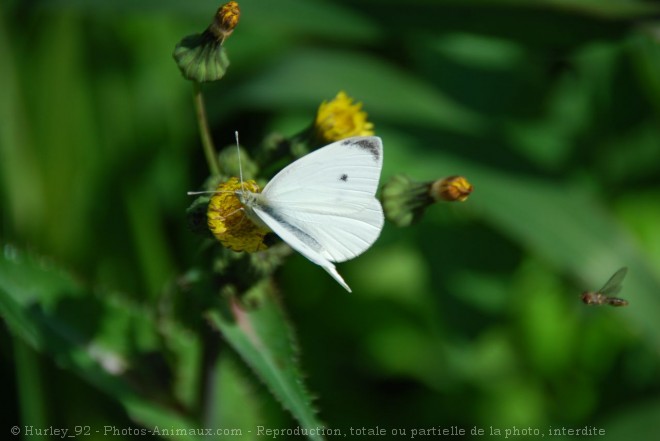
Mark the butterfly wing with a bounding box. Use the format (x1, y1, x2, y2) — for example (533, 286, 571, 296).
(263, 137, 382, 204)
(251, 204, 352, 292)
(253, 136, 384, 291)
(261, 136, 384, 262)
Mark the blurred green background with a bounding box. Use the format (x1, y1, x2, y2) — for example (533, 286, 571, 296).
(2, 0, 660, 439)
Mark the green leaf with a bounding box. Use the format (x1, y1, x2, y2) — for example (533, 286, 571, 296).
(0, 247, 205, 440)
(207, 284, 324, 441)
(230, 48, 485, 134)
(600, 399, 660, 441)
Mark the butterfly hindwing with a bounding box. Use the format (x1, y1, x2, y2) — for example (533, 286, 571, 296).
(263, 197, 383, 262)
(252, 205, 352, 292)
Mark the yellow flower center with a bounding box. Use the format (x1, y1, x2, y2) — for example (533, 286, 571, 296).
(207, 177, 269, 252)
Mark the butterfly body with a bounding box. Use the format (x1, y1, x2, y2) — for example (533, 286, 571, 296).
(238, 136, 384, 292)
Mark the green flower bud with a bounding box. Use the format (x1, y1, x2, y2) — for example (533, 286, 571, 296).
(381, 175, 473, 227)
(173, 2, 240, 82)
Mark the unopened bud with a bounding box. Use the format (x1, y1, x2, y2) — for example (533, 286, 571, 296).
(381, 174, 473, 227)
(173, 2, 240, 82)
(430, 175, 473, 202)
(209, 1, 240, 43)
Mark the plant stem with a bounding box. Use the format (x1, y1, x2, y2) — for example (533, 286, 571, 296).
(192, 81, 220, 176)
(14, 340, 48, 430)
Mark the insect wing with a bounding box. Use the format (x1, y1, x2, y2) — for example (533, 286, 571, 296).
(262, 137, 383, 213)
(260, 136, 384, 263)
(599, 267, 628, 296)
(251, 204, 352, 292)
(265, 197, 383, 263)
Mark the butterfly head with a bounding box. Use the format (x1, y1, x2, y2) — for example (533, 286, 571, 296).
(236, 184, 257, 206)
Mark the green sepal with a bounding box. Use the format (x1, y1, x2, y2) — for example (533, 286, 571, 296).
(173, 32, 230, 83)
(381, 174, 433, 227)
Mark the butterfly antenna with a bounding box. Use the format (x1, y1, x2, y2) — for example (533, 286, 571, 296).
(188, 190, 210, 195)
(188, 132, 245, 197)
(235, 130, 245, 192)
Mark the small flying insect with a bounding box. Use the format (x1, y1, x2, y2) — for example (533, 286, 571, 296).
(581, 267, 629, 307)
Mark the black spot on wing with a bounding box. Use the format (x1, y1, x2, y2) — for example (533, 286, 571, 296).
(341, 137, 381, 162)
(340, 174, 348, 182)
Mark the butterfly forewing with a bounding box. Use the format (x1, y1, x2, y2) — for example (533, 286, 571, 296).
(262, 137, 383, 212)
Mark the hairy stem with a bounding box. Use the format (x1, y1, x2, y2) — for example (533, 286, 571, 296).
(193, 81, 220, 176)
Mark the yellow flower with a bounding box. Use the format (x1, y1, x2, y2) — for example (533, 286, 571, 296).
(209, 1, 241, 43)
(207, 177, 268, 252)
(314, 91, 374, 143)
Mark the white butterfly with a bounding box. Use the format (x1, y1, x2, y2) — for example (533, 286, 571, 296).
(238, 136, 384, 292)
